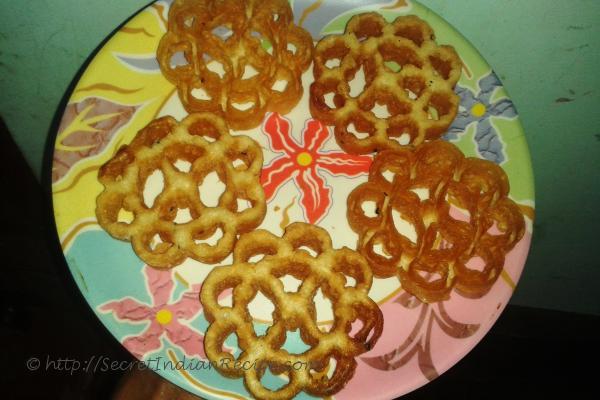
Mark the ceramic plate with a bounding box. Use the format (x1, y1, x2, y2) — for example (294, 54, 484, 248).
(51, 1, 535, 398)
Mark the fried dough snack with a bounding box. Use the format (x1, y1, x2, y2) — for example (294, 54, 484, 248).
(157, 0, 313, 130)
(310, 13, 461, 154)
(96, 113, 266, 268)
(201, 223, 383, 400)
(347, 141, 525, 302)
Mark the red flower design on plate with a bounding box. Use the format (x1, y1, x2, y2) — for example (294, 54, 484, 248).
(100, 266, 221, 360)
(261, 113, 372, 223)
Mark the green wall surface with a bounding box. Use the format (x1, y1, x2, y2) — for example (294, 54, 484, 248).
(0, 0, 599, 314)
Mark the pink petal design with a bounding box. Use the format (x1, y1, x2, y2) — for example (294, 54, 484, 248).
(317, 152, 373, 177)
(260, 156, 299, 201)
(418, 312, 439, 380)
(302, 119, 330, 152)
(217, 287, 233, 301)
(53, 98, 138, 182)
(361, 299, 479, 379)
(145, 266, 174, 307)
(263, 113, 301, 155)
(99, 298, 153, 321)
(168, 290, 203, 321)
(165, 320, 207, 359)
(433, 303, 479, 339)
(361, 304, 429, 371)
(123, 320, 164, 359)
(294, 167, 332, 224)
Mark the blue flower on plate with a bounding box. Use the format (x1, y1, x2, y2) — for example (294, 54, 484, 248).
(444, 71, 517, 164)
(292, 0, 393, 38)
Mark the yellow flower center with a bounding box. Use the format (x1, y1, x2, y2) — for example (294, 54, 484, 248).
(471, 102, 486, 117)
(296, 152, 313, 167)
(155, 309, 173, 325)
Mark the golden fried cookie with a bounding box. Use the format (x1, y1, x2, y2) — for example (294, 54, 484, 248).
(200, 223, 383, 400)
(347, 141, 525, 302)
(310, 13, 461, 154)
(96, 113, 266, 268)
(157, 0, 314, 130)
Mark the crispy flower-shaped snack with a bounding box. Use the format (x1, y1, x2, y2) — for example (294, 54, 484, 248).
(157, 0, 314, 130)
(201, 223, 383, 400)
(96, 113, 266, 268)
(310, 13, 461, 154)
(347, 141, 525, 302)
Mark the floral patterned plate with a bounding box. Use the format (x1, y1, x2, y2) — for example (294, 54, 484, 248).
(51, 1, 534, 399)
